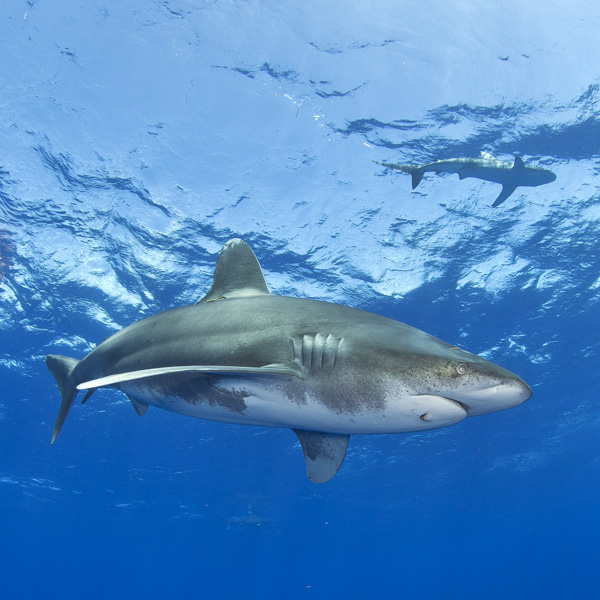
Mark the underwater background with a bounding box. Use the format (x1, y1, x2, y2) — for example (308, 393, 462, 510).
(1, 1, 599, 597)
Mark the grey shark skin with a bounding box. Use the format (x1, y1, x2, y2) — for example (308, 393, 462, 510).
(46, 239, 532, 483)
(376, 152, 556, 206)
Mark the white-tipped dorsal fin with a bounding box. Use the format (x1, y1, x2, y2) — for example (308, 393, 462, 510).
(199, 238, 270, 303)
(480, 151, 495, 159)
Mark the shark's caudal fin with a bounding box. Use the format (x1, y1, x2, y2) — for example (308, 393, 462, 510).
(199, 238, 270, 303)
(293, 429, 350, 483)
(46, 354, 80, 444)
(373, 161, 424, 189)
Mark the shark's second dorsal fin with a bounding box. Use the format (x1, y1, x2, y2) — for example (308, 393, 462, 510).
(199, 238, 270, 303)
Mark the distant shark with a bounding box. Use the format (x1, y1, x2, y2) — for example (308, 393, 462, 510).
(375, 152, 556, 206)
(46, 239, 531, 483)
(220, 510, 270, 529)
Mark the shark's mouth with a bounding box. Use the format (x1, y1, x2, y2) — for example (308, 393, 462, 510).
(442, 396, 470, 413)
(441, 379, 533, 416)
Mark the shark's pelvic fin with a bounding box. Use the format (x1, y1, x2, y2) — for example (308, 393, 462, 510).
(76, 364, 303, 390)
(492, 185, 518, 207)
(293, 429, 350, 483)
(199, 238, 270, 303)
(128, 396, 149, 416)
(46, 354, 80, 444)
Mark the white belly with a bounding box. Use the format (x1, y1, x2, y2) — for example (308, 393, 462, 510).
(117, 372, 467, 435)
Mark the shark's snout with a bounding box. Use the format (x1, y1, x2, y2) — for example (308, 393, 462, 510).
(457, 375, 532, 416)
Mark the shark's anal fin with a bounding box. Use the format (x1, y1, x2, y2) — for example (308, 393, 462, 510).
(492, 185, 517, 207)
(127, 396, 149, 416)
(81, 389, 95, 404)
(199, 238, 270, 303)
(293, 429, 350, 483)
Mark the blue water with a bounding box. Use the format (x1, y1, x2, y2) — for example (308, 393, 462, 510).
(2, 0, 599, 597)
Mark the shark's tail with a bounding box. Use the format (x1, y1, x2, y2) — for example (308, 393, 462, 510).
(46, 354, 80, 444)
(374, 161, 424, 189)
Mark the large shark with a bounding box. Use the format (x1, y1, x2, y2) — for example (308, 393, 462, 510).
(46, 239, 532, 482)
(376, 152, 556, 207)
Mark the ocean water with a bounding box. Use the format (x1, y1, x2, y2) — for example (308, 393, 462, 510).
(1, 0, 599, 597)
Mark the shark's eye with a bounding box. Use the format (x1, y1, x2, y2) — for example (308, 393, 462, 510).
(456, 363, 467, 375)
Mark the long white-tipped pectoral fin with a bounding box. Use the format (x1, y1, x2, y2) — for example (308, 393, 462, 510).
(77, 364, 302, 390)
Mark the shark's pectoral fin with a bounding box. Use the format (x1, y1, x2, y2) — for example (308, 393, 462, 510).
(492, 185, 517, 207)
(199, 238, 270, 303)
(411, 170, 424, 189)
(293, 429, 350, 483)
(76, 364, 303, 391)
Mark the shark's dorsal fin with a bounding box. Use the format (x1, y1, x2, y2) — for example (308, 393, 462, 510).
(293, 429, 350, 483)
(199, 238, 270, 303)
(480, 151, 495, 159)
(512, 156, 525, 171)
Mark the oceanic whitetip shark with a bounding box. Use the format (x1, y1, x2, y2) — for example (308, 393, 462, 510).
(376, 152, 556, 207)
(46, 239, 532, 482)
